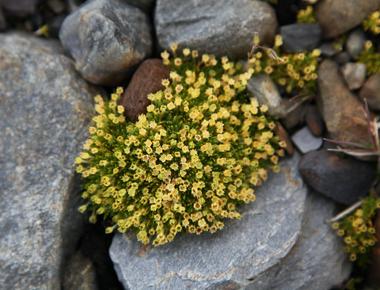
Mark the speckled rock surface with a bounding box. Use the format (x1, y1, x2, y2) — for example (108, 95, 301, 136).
(155, 0, 277, 58)
(110, 155, 307, 290)
(0, 33, 99, 289)
(63, 252, 98, 290)
(248, 192, 351, 290)
(60, 0, 152, 85)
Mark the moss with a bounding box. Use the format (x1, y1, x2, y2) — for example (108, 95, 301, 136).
(75, 47, 285, 246)
(363, 10, 380, 35)
(358, 41, 380, 76)
(297, 6, 317, 24)
(251, 35, 320, 96)
(332, 196, 380, 267)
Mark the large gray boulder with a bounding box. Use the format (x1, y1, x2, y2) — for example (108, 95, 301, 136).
(155, 0, 277, 59)
(248, 192, 351, 290)
(0, 33, 99, 289)
(60, 0, 152, 86)
(110, 155, 308, 289)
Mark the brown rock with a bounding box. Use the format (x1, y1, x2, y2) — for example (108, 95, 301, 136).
(316, 0, 380, 38)
(305, 105, 324, 136)
(360, 73, 380, 111)
(274, 122, 294, 155)
(120, 59, 170, 122)
(317, 59, 371, 146)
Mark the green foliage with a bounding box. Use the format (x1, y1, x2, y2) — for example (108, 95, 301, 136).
(75, 47, 285, 246)
(251, 35, 320, 96)
(358, 41, 380, 76)
(297, 5, 317, 24)
(363, 10, 380, 35)
(332, 197, 380, 267)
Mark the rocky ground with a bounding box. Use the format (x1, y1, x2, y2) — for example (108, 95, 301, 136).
(1, 0, 380, 289)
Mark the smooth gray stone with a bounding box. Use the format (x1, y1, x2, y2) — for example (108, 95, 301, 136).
(346, 29, 366, 59)
(248, 192, 351, 290)
(0, 33, 99, 290)
(291, 126, 323, 154)
(155, 0, 277, 58)
(341, 62, 366, 90)
(280, 23, 321, 53)
(110, 155, 307, 289)
(60, 0, 152, 85)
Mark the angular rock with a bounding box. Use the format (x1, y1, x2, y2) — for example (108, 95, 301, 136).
(318, 59, 371, 145)
(341, 62, 366, 90)
(248, 192, 351, 290)
(155, 0, 277, 58)
(305, 105, 324, 136)
(60, 0, 152, 85)
(110, 155, 307, 289)
(291, 126, 323, 154)
(119, 58, 170, 122)
(280, 23, 321, 53)
(360, 73, 380, 111)
(63, 252, 98, 290)
(0, 33, 99, 289)
(319, 42, 339, 57)
(1, 0, 40, 17)
(274, 122, 294, 155)
(299, 150, 376, 205)
(316, 0, 380, 38)
(346, 29, 366, 59)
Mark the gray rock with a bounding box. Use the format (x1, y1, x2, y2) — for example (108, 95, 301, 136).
(360, 73, 380, 111)
(291, 126, 323, 154)
(282, 104, 306, 130)
(247, 74, 283, 117)
(346, 29, 366, 59)
(247, 74, 308, 120)
(63, 252, 98, 290)
(1, 0, 40, 16)
(248, 192, 351, 290)
(319, 42, 339, 57)
(60, 0, 152, 86)
(341, 62, 367, 90)
(155, 0, 277, 58)
(334, 52, 351, 65)
(110, 155, 308, 289)
(0, 33, 99, 289)
(316, 0, 380, 38)
(299, 150, 376, 205)
(280, 23, 321, 53)
(318, 59, 371, 146)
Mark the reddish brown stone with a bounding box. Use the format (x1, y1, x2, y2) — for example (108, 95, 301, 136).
(305, 105, 324, 137)
(360, 73, 380, 111)
(119, 58, 170, 122)
(274, 122, 294, 155)
(318, 60, 371, 146)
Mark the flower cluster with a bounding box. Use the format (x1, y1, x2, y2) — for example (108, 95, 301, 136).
(251, 35, 320, 96)
(358, 40, 380, 76)
(297, 5, 317, 24)
(332, 197, 380, 266)
(363, 10, 380, 35)
(75, 47, 284, 246)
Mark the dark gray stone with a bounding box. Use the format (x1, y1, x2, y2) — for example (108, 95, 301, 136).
(280, 23, 321, 53)
(0, 33, 99, 289)
(291, 126, 323, 154)
(123, 0, 155, 11)
(316, 0, 380, 38)
(341, 62, 366, 90)
(63, 252, 98, 290)
(248, 192, 351, 290)
(0, 7, 6, 31)
(299, 150, 376, 205)
(110, 155, 308, 289)
(346, 29, 366, 59)
(155, 0, 277, 58)
(60, 0, 152, 85)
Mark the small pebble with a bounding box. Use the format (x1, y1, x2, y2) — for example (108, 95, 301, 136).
(291, 126, 323, 154)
